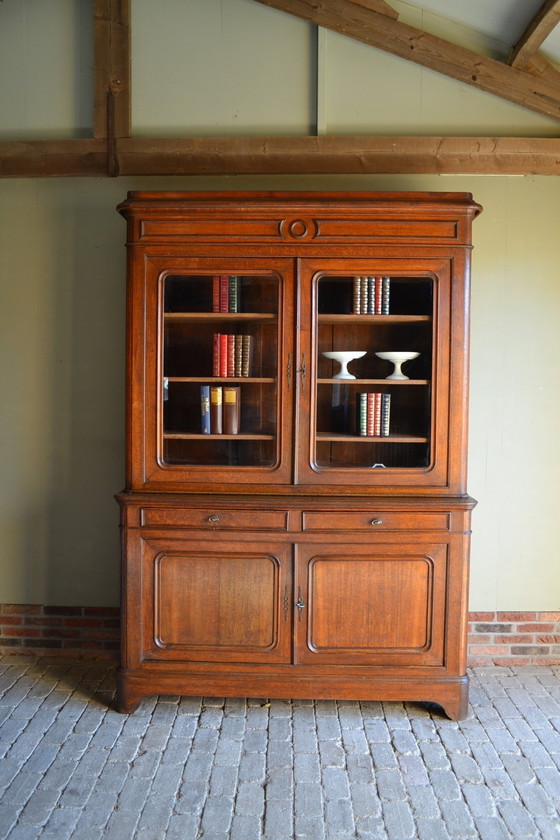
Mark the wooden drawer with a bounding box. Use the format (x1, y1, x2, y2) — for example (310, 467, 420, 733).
(302, 510, 450, 532)
(139, 507, 289, 531)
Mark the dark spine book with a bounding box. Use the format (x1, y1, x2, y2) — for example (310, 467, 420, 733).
(360, 276, 368, 315)
(200, 385, 211, 434)
(357, 393, 367, 436)
(381, 393, 391, 436)
(212, 275, 220, 312)
(367, 276, 376, 314)
(235, 335, 243, 377)
(229, 275, 239, 313)
(210, 386, 223, 434)
(241, 335, 252, 377)
(223, 386, 240, 434)
(212, 333, 220, 376)
(353, 276, 361, 314)
(382, 276, 390, 314)
(227, 334, 235, 377)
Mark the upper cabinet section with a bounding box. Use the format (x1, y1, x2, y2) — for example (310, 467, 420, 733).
(118, 191, 480, 495)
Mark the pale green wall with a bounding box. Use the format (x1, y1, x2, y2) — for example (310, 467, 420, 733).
(1, 1, 559, 610)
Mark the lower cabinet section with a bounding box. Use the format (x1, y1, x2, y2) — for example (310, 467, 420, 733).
(117, 496, 473, 720)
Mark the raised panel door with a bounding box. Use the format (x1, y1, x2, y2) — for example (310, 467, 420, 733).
(295, 542, 448, 666)
(137, 536, 293, 664)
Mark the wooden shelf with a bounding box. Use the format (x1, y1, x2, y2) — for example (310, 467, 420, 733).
(318, 314, 431, 323)
(164, 312, 276, 321)
(317, 378, 429, 385)
(165, 376, 275, 384)
(164, 433, 275, 440)
(317, 433, 428, 443)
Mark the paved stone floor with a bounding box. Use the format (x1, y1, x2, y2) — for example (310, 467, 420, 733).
(1, 658, 560, 839)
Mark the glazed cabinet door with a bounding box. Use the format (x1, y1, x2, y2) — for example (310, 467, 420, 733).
(294, 542, 448, 666)
(124, 535, 293, 666)
(127, 257, 295, 490)
(295, 259, 461, 492)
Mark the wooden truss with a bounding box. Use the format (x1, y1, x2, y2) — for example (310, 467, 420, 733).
(1, 0, 559, 178)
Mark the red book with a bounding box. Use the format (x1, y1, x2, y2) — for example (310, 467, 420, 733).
(219, 334, 228, 377)
(374, 392, 382, 436)
(219, 275, 229, 312)
(366, 393, 375, 437)
(375, 276, 383, 314)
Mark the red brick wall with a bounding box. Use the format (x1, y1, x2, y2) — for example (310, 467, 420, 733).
(0, 604, 120, 659)
(468, 611, 560, 666)
(1, 605, 559, 665)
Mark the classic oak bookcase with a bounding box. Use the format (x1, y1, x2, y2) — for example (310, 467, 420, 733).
(116, 191, 481, 719)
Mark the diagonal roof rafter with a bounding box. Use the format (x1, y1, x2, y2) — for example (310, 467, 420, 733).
(254, 0, 560, 122)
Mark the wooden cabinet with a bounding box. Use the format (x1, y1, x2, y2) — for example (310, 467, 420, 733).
(116, 191, 481, 719)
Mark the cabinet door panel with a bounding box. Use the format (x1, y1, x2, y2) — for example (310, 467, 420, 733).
(296, 259, 456, 491)
(295, 543, 447, 666)
(139, 537, 292, 663)
(129, 256, 295, 490)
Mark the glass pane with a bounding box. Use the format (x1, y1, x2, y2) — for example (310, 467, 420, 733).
(161, 273, 279, 468)
(314, 274, 434, 471)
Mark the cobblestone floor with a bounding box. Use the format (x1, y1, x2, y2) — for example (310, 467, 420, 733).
(1, 657, 560, 839)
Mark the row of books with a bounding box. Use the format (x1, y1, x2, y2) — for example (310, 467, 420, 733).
(200, 385, 240, 435)
(353, 276, 390, 315)
(357, 392, 391, 437)
(213, 333, 253, 377)
(213, 275, 240, 313)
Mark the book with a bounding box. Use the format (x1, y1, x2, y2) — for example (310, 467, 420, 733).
(219, 334, 228, 377)
(381, 393, 391, 436)
(357, 392, 367, 435)
(360, 276, 368, 315)
(357, 391, 389, 437)
(353, 276, 362, 314)
(241, 335, 252, 377)
(367, 276, 376, 314)
(227, 333, 235, 377)
(200, 385, 211, 434)
(235, 334, 243, 377)
(210, 386, 223, 434)
(223, 386, 240, 434)
(382, 276, 390, 315)
(212, 275, 220, 313)
(375, 276, 383, 314)
(229, 275, 239, 313)
(219, 275, 229, 312)
(213, 333, 220, 376)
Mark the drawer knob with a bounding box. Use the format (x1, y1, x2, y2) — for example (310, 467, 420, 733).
(207, 514, 220, 524)
(370, 518, 383, 526)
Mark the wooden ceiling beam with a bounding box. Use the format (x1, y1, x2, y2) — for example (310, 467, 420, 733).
(510, 0, 560, 69)
(1, 135, 559, 177)
(93, 0, 131, 140)
(115, 135, 560, 176)
(346, 0, 398, 18)
(253, 0, 560, 121)
(0, 140, 107, 177)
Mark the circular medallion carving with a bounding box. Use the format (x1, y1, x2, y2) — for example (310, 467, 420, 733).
(279, 217, 318, 241)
